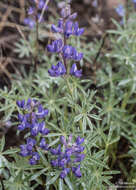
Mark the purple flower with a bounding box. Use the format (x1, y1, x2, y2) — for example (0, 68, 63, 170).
(60, 4, 71, 18)
(40, 138, 49, 150)
(64, 20, 73, 37)
(47, 39, 63, 53)
(76, 136, 84, 145)
(50, 135, 85, 178)
(20, 145, 31, 157)
(48, 62, 66, 77)
(62, 45, 73, 59)
(60, 168, 70, 179)
(70, 64, 82, 78)
(38, 0, 45, 9)
(58, 158, 67, 167)
(16, 100, 25, 109)
(74, 154, 85, 162)
(51, 159, 59, 167)
(31, 123, 40, 136)
(17, 98, 49, 165)
(26, 138, 36, 151)
(73, 22, 84, 36)
(39, 121, 50, 135)
(50, 144, 61, 155)
(28, 7, 35, 15)
(24, 18, 35, 28)
(72, 165, 82, 178)
(115, 5, 125, 17)
(36, 105, 49, 119)
(60, 136, 67, 145)
(18, 114, 24, 122)
(29, 152, 40, 165)
(69, 13, 77, 20)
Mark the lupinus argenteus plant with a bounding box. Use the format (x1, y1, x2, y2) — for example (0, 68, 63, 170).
(47, 0, 84, 78)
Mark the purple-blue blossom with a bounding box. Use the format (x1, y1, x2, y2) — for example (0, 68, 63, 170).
(70, 64, 82, 78)
(50, 135, 85, 178)
(48, 62, 66, 77)
(17, 98, 49, 165)
(47, 1, 84, 78)
(47, 39, 63, 53)
(115, 5, 125, 17)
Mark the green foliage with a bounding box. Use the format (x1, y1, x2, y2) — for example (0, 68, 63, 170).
(1, 3, 136, 190)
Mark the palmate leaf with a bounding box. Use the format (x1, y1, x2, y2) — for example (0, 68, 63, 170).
(14, 39, 31, 58)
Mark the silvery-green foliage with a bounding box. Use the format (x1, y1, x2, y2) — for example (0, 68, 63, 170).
(2, 2, 136, 190)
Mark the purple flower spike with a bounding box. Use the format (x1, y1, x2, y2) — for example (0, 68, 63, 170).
(50, 135, 85, 178)
(70, 64, 82, 78)
(48, 62, 66, 77)
(47, 39, 63, 53)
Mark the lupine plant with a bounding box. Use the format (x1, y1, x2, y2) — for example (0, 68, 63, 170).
(1, 1, 136, 190)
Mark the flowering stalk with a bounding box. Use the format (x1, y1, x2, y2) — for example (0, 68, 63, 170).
(16, 99, 49, 165)
(24, 0, 48, 71)
(47, 1, 84, 77)
(50, 135, 85, 178)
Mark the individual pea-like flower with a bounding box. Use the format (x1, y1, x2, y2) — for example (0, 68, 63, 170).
(62, 45, 83, 61)
(50, 135, 85, 179)
(47, 39, 63, 53)
(115, 4, 125, 17)
(29, 152, 40, 165)
(48, 62, 66, 77)
(70, 64, 82, 78)
(73, 22, 84, 36)
(40, 138, 49, 150)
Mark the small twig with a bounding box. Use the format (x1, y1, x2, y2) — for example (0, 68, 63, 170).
(38, 0, 50, 23)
